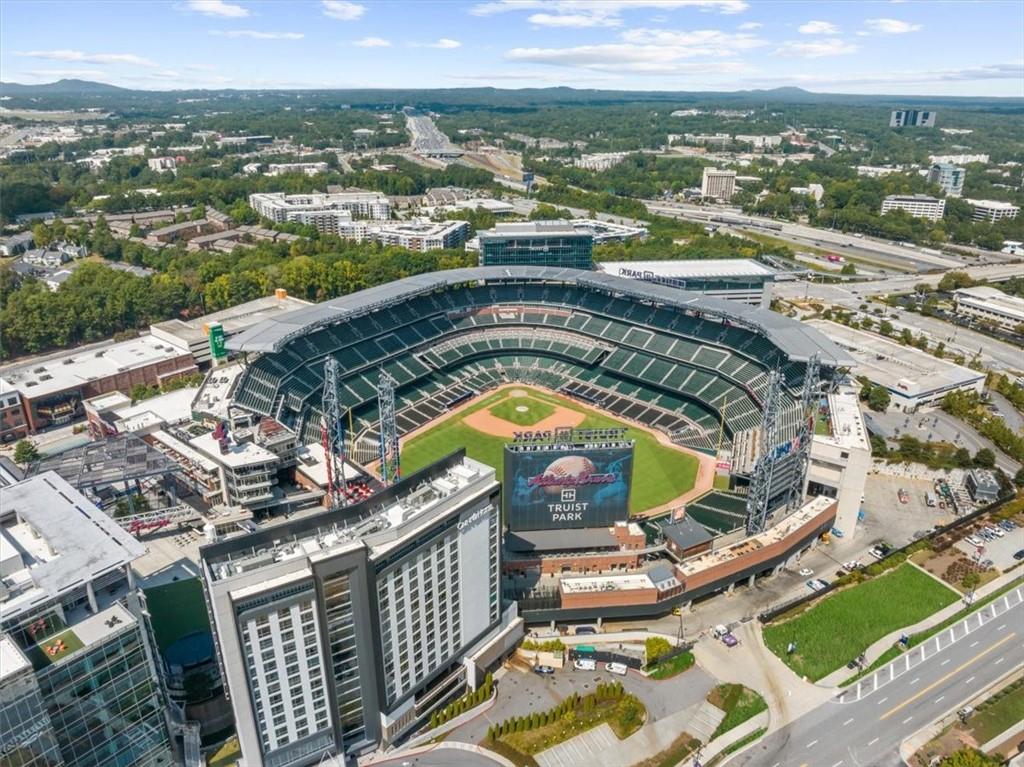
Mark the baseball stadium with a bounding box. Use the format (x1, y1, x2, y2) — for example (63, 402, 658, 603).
(225, 265, 850, 621)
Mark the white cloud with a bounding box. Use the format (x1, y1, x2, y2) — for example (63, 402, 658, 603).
(210, 30, 304, 39)
(798, 20, 839, 35)
(864, 18, 922, 34)
(774, 39, 859, 58)
(620, 27, 765, 50)
(16, 49, 158, 67)
(506, 43, 753, 74)
(429, 38, 462, 49)
(749, 61, 1021, 88)
(322, 0, 365, 20)
(738, 21, 761, 30)
(472, 1, 749, 30)
(527, 12, 620, 28)
(354, 36, 391, 47)
(184, 0, 249, 18)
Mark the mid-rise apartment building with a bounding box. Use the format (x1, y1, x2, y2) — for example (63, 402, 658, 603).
(927, 162, 965, 198)
(0, 472, 173, 767)
(201, 453, 512, 765)
(477, 221, 593, 270)
(267, 163, 329, 177)
(249, 192, 391, 227)
(966, 199, 1020, 223)
(890, 109, 936, 128)
(880, 194, 946, 221)
(701, 167, 736, 201)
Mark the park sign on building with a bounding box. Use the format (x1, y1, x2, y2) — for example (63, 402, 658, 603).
(503, 427, 634, 531)
(207, 322, 227, 361)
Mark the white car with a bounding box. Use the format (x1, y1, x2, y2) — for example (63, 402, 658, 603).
(605, 662, 628, 676)
(843, 560, 861, 571)
(987, 527, 1005, 538)
(965, 535, 983, 547)
(798, 568, 814, 577)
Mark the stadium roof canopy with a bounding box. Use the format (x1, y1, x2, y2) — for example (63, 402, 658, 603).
(227, 266, 853, 366)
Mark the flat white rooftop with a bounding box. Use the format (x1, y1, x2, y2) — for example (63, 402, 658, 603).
(818, 390, 870, 451)
(806, 320, 984, 393)
(190, 431, 277, 468)
(478, 221, 582, 238)
(955, 286, 1024, 323)
(600, 259, 775, 279)
(294, 442, 364, 485)
(151, 293, 311, 349)
(0, 334, 191, 399)
(111, 387, 198, 430)
(0, 472, 145, 621)
(0, 635, 30, 682)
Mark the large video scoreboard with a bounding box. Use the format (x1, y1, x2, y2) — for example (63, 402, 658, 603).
(503, 426, 635, 532)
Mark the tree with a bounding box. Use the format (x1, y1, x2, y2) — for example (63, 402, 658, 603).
(1014, 467, 1024, 488)
(645, 636, 672, 664)
(840, 262, 856, 275)
(863, 383, 891, 412)
(940, 747, 1003, 767)
(13, 439, 39, 465)
(879, 319, 894, 336)
(973, 448, 996, 469)
(961, 572, 982, 591)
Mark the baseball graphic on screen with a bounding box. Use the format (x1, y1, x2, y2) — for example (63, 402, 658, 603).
(541, 455, 596, 494)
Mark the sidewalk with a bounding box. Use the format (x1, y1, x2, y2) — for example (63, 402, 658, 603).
(817, 569, 1023, 688)
(693, 621, 832, 732)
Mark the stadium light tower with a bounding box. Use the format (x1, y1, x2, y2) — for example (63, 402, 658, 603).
(745, 369, 783, 535)
(377, 368, 400, 485)
(785, 353, 821, 511)
(322, 356, 349, 509)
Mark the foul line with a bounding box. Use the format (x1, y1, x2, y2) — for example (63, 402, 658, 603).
(879, 633, 1017, 720)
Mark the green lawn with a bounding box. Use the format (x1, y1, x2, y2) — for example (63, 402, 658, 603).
(647, 651, 696, 680)
(26, 629, 84, 669)
(489, 396, 556, 426)
(144, 579, 211, 652)
(708, 684, 768, 740)
(402, 387, 699, 514)
(970, 680, 1024, 745)
(763, 564, 959, 681)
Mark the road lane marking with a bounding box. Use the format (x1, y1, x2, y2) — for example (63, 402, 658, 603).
(879, 633, 1017, 721)
(831, 761, 844, 767)
(965, 676, 976, 684)
(843, 717, 855, 725)
(910, 677, 920, 685)
(903, 716, 914, 724)
(868, 737, 879, 746)
(941, 658, 951, 666)
(806, 740, 818, 749)
(936, 696, 945, 704)
(997, 624, 1006, 630)
(970, 640, 980, 648)
(877, 697, 889, 705)
(995, 657, 1005, 665)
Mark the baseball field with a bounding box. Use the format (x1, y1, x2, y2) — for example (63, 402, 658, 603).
(400, 386, 712, 515)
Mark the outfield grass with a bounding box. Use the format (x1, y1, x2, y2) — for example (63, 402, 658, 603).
(489, 396, 555, 426)
(144, 578, 211, 652)
(401, 387, 699, 514)
(763, 564, 959, 681)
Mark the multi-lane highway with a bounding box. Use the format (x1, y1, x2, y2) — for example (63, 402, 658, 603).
(727, 584, 1024, 767)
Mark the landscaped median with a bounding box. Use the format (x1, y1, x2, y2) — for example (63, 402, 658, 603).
(762, 563, 959, 682)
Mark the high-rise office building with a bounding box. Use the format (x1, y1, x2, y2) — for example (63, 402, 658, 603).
(476, 221, 593, 269)
(700, 167, 736, 201)
(927, 162, 965, 197)
(201, 453, 514, 766)
(889, 109, 936, 128)
(0, 472, 173, 767)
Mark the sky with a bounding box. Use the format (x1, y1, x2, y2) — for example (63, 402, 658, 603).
(1, 0, 1022, 96)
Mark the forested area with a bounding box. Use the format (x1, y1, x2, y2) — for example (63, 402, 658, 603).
(0, 218, 475, 360)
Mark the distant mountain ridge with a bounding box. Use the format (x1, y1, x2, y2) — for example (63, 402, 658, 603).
(0, 78, 128, 95)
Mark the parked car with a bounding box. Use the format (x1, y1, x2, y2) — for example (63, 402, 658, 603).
(1013, 549, 1024, 561)
(987, 526, 1005, 538)
(605, 662, 628, 676)
(712, 624, 730, 639)
(999, 520, 1016, 531)
(798, 567, 814, 577)
(807, 579, 825, 592)
(533, 665, 555, 675)
(574, 626, 597, 635)
(979, 559, 994, 569)
(721, 633, 739, 648)
(830, 527, 845, 538)
(843, 560, 861, 571)
(573, 658, 596, 671)
(816, 578, 831, 589)
(868, 546, 885, 559)
(966, 535, 983, 546)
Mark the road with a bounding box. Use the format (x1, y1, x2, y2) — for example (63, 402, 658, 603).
(369, 747, 505, 767)
(773, 274, 1024, 373)
(725, 584, 1024, 767)
(404, 113, 462, 158)
(863, 409, 1022, 475)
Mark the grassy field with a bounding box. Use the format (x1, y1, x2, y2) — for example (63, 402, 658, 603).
(144, 579, 211, 652)
(763, 564, 959, 681)
(489, 395, 555, 426)
(647, 651, 696, 680)
(401, 387, 699, 514)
